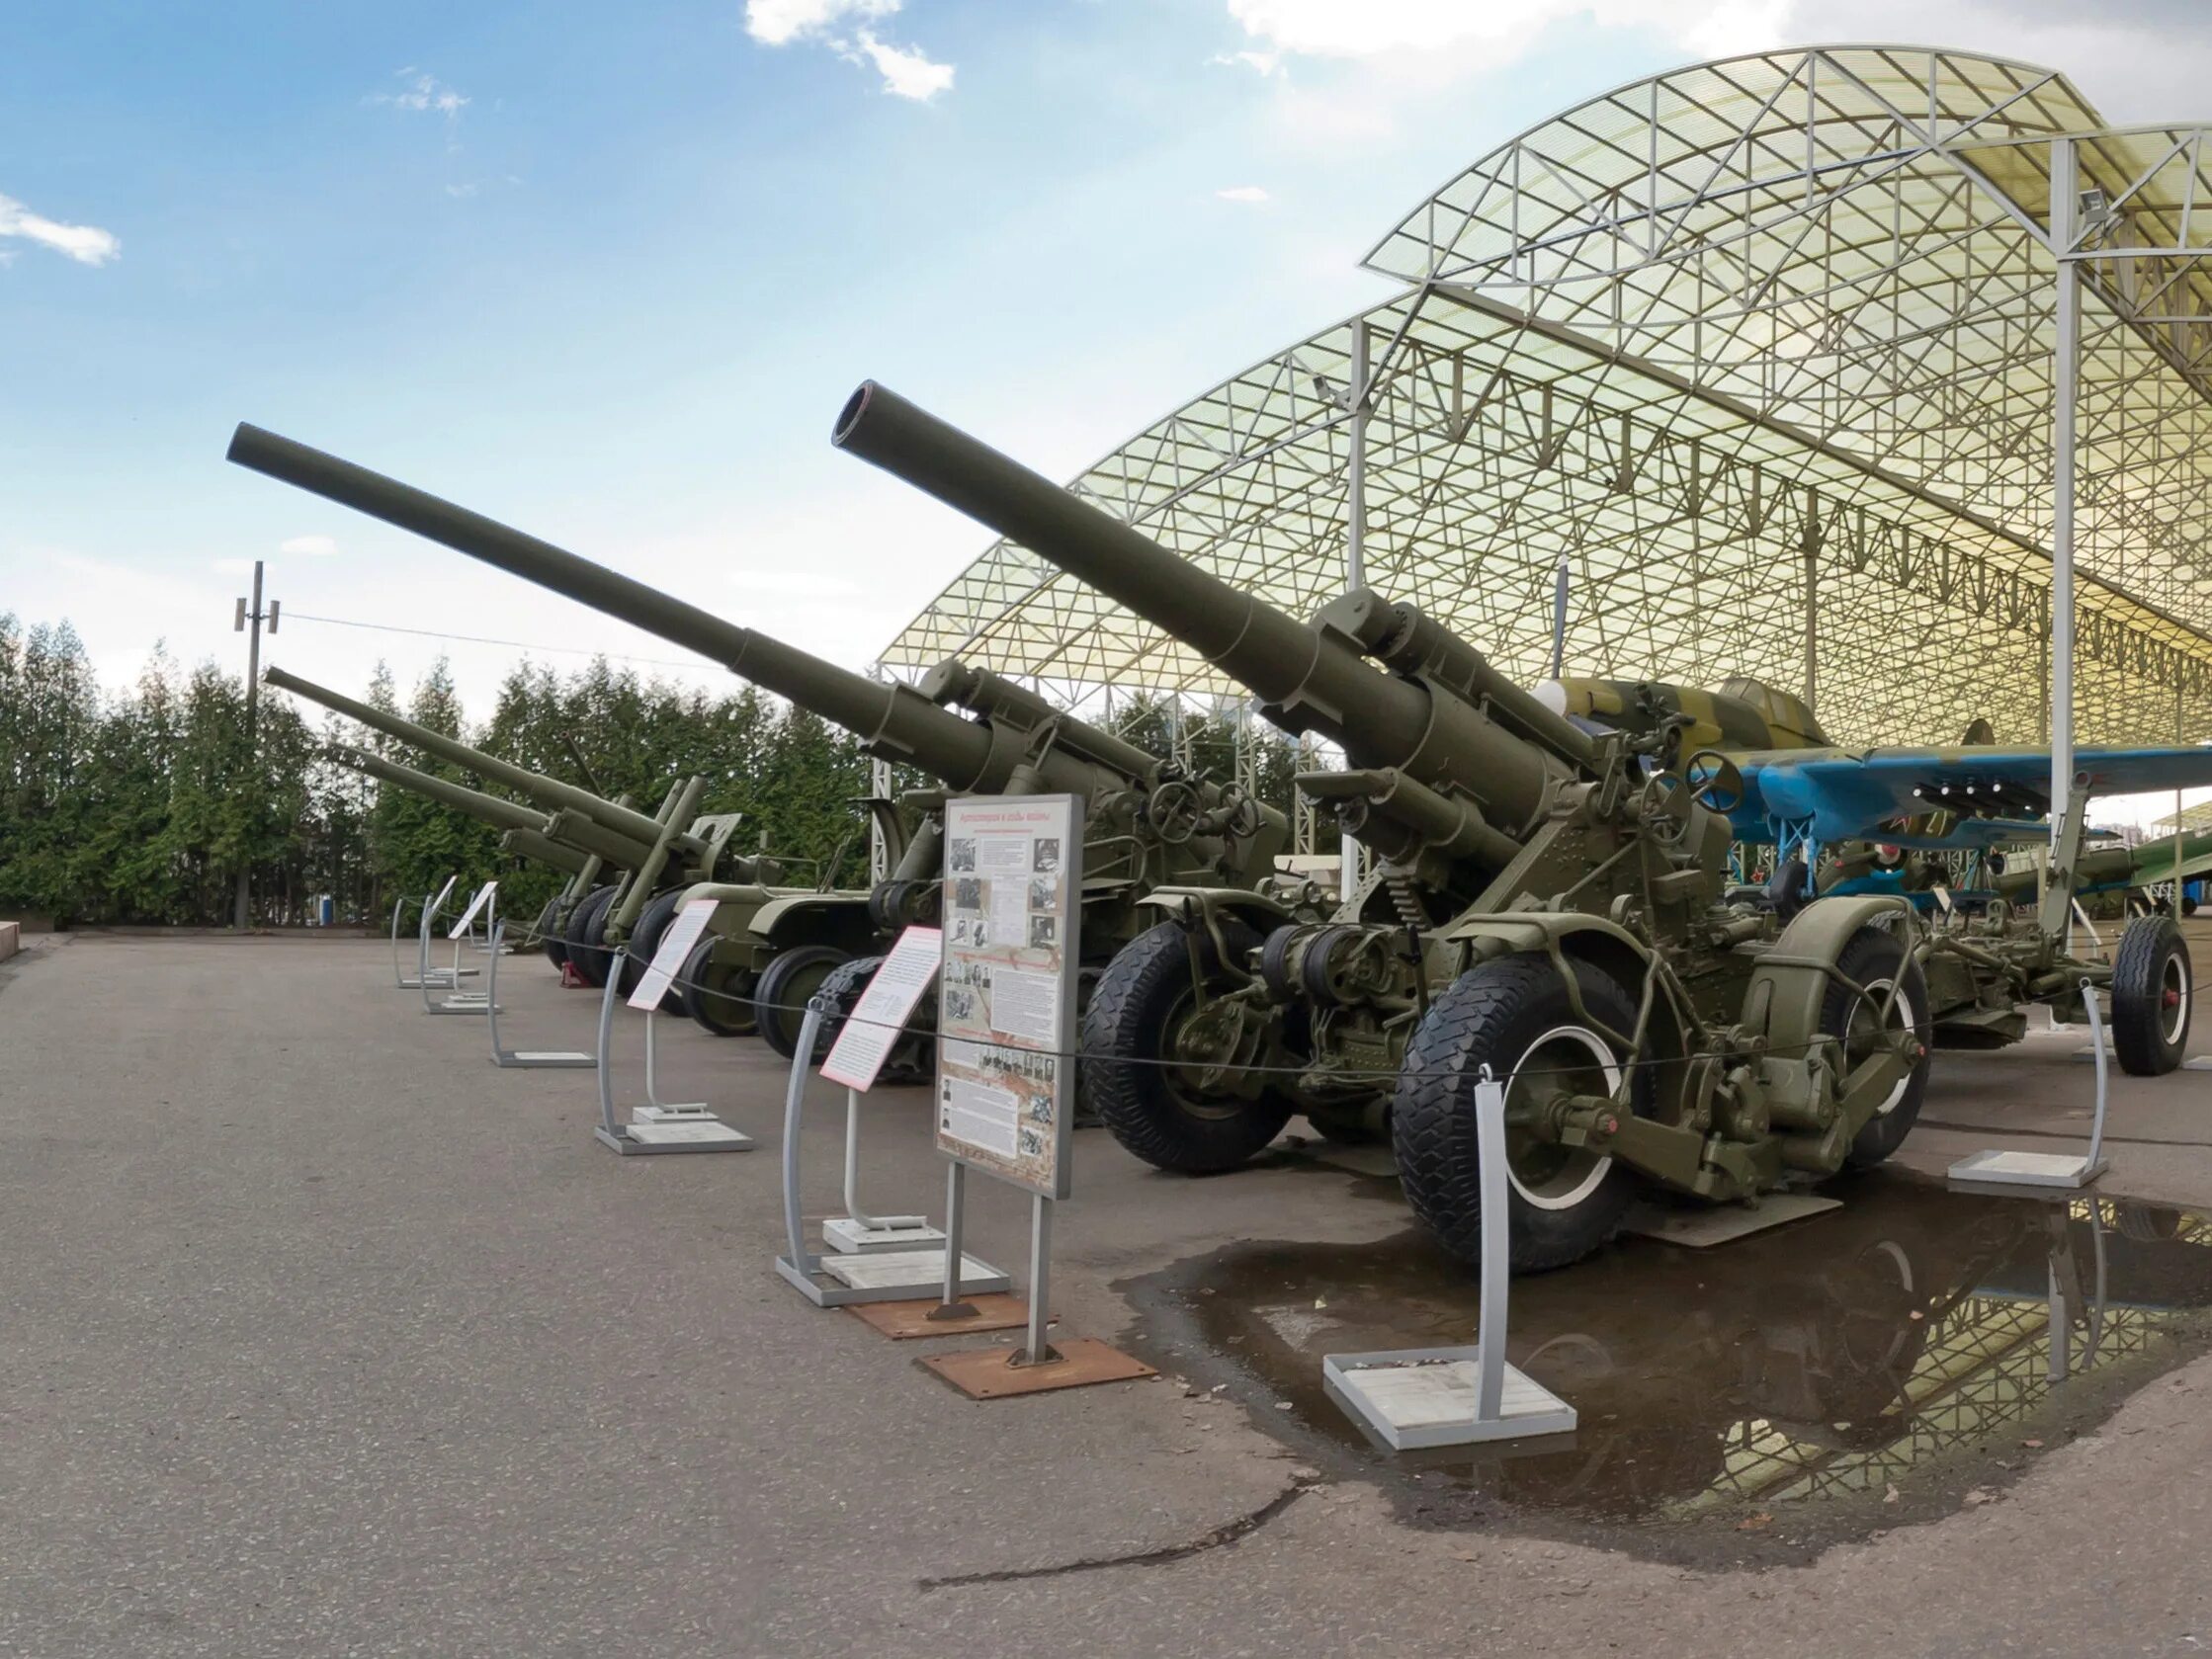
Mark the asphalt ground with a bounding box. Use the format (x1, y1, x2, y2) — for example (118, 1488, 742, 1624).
(3, 929, 2211, 1656)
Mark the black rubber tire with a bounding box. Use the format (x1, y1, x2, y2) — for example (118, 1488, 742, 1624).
(1081, 921, 1292, 1175)
(2111, 914, 2192, 1076)
(679, 938, 758, 1037)
(1825, 927, 1933, 1170)
(563, 885, 621, 988)
(536, 897, 570, 969)
(754, 945, 855, 1060)
(2186, 896, 2200, 919)
(813, 954, 882, 1061)
(1393, 954, 1648, 1275)
(615, 888, 688, 1004)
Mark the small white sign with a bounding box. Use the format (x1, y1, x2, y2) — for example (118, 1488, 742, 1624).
(449, 880, 499, 940)
(628, 896, 721, 1011)
(428, 873, 460, 913)
(821, 926, 943, 1092)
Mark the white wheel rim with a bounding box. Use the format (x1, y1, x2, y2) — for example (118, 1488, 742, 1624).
(2162, 952, 2191, 1045)
(1852, 976, 1917, 1118)
(1502, 1025, 1622, 1210)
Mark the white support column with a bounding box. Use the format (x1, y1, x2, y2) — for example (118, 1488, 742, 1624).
(870, 757, 893, 884)
(1342, 322, 1370, 899)
(2050, 137, 2081, 841)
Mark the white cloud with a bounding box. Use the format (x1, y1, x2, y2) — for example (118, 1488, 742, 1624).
(744, 0, 899, 45)
(369, 68, 469, 120)
(846, 30, 956, 100)
(0, 193, 121, 267)
(1210, 47, 1284, 76)
(280, 535, 339, 557)
(1216, 185, 1272, 203)
(213, 557, 255, 577)
(744, 0, 954, 101)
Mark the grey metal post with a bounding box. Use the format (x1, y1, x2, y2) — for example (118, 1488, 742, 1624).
(1802, 532, 1819, 715)
(594, 955, 625, 1140)
(929, 1161, 975, 1320)
(780, 1003, 826, 1277)
(1018, 1193, 1058, 1366)
(1341, 320, 1370, 903)
(2049, 136, 2081, 857)
(1473, 1072, 1511, 1419)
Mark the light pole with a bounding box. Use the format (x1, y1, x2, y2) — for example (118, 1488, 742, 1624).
(232, 560, 280, 929)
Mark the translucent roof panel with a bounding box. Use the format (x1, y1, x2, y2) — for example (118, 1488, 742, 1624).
(882, 46, 2212, 750)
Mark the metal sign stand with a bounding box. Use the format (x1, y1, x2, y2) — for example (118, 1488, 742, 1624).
(821, 1085, 945, 1255)
(485, 921, 593, 1069)
(912, 793, 1151, 1397)
(816, 926, 949, 1256)
(776, 1001, 1009, 1305)
(419, 885, 499, 1016)
(1323, 1073, 1577, 1451)
(1951, 976, 2111, 1190)
(593, 950, 750, 1154)
(391, 877, 475, 989)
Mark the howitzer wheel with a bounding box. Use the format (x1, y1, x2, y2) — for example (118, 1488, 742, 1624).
(563, 885, 621, 989)
(535, 897, 570, 968)
(1826, 927, 1932, 1170)
(615, 888, 689, 1009)
(1395, 954, 1649, 1274)
(754, 945, 856, 1061)
(1082, 920, 1292, 1174)
(679, 938, 757, 1037)
(2111, 914, 2192, 1076)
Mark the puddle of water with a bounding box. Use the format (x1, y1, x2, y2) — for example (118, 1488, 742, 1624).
(1122, 1173, 2212, 1556)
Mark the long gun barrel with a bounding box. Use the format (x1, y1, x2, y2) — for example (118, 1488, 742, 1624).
(829, 382, 1590, 837)
(332, 746, 652, 869)
(270, 664, 685, 856)
(228, 425, 1003, 793)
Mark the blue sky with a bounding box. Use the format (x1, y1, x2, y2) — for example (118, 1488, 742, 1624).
(4, 0, 2204, 725)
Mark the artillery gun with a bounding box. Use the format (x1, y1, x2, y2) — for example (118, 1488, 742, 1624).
(326, 744, 624, 956)
(830, 380, 1952, 1275)
(269, 666, 772, 993)
(227, 425, 1299, 1068)
(832, 383, 2199, 1273)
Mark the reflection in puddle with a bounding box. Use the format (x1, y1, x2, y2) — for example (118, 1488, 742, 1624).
(1126, 1176, 2212, 1532)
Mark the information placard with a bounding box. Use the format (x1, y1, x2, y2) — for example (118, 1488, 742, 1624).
(428, 873, 460, 914)
(627, 896, 722, 1011)
(448, 879, 499, 940)
(821, 926, 942, 1092)
(933, 795, 1081, 1199)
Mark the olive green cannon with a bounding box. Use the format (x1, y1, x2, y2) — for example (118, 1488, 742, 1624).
(269, 665, 766, 994)
(227, 422, 1300, 1069)
(830, 380, 1935, 1275)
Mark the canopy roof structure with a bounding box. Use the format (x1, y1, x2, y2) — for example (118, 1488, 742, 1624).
(881, 46, 2212, 750)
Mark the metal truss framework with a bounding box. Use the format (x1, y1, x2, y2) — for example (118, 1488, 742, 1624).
(883, 46, 2212, 752)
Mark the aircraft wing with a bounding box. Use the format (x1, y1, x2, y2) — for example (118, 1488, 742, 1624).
(1730, 744, 2212, 844)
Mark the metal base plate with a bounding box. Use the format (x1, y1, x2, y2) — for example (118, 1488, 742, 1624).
(776, 1250, 1009, 1307)
(634, 1104, 714, 1122)
(1323, 1346, 1576, 1451)
(1949, 1148, 2108, 1190)
(822, 1216, 946, 1255)
(495, 1049, 595, 1069)
(2187, 1057, 2212, 1072)
(429, 1000, 498, 1017)
(1622, 1192, 1840, 1247)
(920, 1338, 1153, 1399)
(594, 1120, 753, 1155)
(845, 1293, 1040, 1339)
